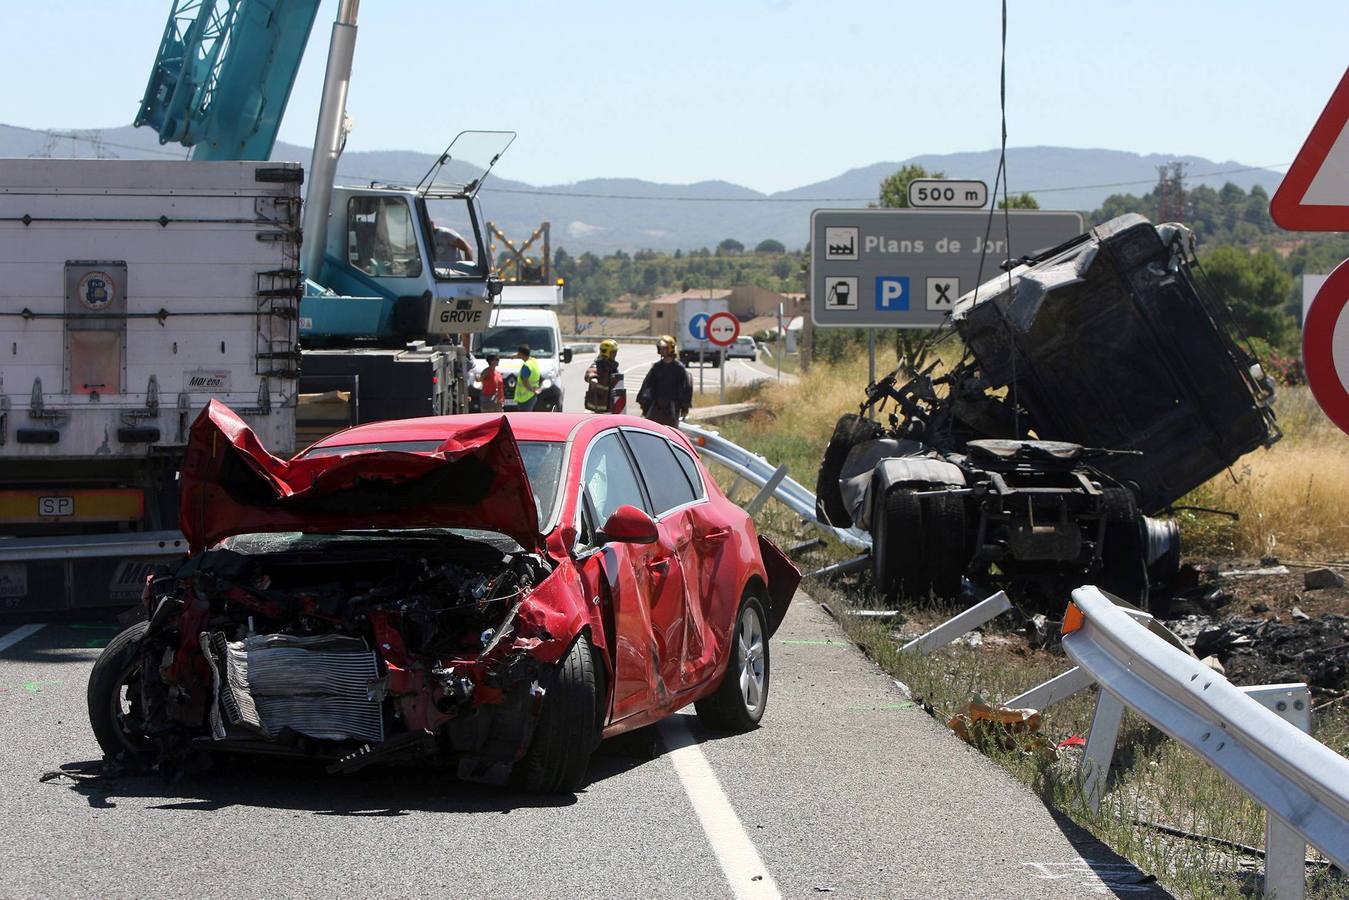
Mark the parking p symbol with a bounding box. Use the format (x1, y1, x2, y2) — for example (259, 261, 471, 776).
(875, 276, 910, 311)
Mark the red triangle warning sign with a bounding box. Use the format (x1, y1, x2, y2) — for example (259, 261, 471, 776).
(1271, 67, 1349, 231)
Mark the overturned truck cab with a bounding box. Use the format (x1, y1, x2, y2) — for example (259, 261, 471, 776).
(817, 214, 1280, 607)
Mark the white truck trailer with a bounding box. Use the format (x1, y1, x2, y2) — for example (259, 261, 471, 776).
(675, 296, 732, 367)
(0, 159, 300, 612)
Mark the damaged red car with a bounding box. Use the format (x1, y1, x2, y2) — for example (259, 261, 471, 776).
(87, 402, 799, 792)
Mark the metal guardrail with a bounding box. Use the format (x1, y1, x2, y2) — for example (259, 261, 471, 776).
(678, 421, 871, 552)
(1063, 585, 1349, 900)
(0, 530, 187, 563)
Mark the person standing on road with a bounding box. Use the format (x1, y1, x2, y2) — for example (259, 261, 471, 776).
(479, 352, 505, 412)
(637, 335, 692, 427)
(514, 343, 541, 411)
(585, 339, 622, 412)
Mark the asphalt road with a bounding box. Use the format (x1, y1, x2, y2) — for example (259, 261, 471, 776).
(0, 597, 1168, 899)
(560, 343, 793, 414)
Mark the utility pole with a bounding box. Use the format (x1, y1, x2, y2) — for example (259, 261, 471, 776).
(1156, 161, 1187, 223)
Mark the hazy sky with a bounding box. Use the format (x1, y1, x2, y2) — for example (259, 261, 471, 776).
(4, 1, 1346, 192)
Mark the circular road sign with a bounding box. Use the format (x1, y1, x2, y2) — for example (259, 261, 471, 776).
(706, 312, 740, 347)
(1304, 255, 1349, 434)
(688, 312, 710, 340)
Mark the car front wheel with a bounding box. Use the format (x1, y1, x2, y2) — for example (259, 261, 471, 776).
(520, 633, 600, 792)
(87, 621, 152, 765)
(695, 594, 770, 732)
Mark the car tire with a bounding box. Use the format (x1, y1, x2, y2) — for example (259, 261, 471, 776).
(87, 621, 151, 765)
(924, 491, 967, 601)
(695, 594, 770, 732)
(520, 633, 599, 793)
(816, 414, 883, 527)
(875, 488, 927, 602)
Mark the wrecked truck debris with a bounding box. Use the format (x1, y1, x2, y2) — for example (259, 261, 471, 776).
(817, 215, 1281, 608)
(87, 402, 800, 792)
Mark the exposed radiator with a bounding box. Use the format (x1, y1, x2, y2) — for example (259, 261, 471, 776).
(203, 632, 384, 743)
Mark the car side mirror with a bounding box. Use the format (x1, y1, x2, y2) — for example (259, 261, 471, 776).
(486, 275, 503, 298)
(599, 505, 658, 544)
(561, 347, 573, 364)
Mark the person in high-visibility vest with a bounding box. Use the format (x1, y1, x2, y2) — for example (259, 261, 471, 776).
(514, 343, 541, 411)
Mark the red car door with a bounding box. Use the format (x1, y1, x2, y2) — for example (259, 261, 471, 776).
(576, 431, 689, 724)
(622, 429, 719, 691)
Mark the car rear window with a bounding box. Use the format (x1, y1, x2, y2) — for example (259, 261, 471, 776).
(625, 430, 699, 514)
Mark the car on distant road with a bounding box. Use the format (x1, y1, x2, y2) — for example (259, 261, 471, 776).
(88, 402, 798, 792)
(726, 335, 758, 361)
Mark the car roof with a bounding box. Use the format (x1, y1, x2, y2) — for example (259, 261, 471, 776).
(310, 413, 643, 448)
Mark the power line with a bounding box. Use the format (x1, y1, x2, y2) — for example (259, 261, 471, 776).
(0, 121, 188, 158)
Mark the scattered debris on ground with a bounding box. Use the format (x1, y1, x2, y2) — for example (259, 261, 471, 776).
(1155, 558, 1349, 696)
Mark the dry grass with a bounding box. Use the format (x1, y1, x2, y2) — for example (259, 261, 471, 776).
(1181, 387, 1349, 560)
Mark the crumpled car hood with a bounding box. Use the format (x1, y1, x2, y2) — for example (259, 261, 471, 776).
(180, 400, 541, 553)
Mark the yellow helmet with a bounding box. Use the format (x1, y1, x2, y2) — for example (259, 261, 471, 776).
(599, 339, 618, 360)
(656, 335, 676, 354)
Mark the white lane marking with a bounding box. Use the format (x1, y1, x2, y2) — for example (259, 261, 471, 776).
(662, 715, 780, 899)
(0, 623, 46, 654)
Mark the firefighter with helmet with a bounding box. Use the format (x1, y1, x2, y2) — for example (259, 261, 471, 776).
(584, 339, 624, 413)
(637, 335, 692, 427)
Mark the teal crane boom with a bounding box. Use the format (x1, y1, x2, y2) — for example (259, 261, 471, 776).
(135, 0, 322, 160)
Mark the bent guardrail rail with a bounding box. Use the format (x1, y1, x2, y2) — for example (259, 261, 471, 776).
(1063, 585, 1349, 899)
(678, 421, 871, 552)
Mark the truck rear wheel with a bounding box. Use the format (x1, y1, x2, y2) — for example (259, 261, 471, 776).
(816, 414, 884, 527)
(924, 492, 967, 601)
(873, 487, 927, 602)
(1099, 487, 1147, 606)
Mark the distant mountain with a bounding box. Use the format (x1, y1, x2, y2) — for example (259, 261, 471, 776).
(1, 124, 1283, 254)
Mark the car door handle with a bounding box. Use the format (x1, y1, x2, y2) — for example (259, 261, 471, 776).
(699, 528, 731, 544)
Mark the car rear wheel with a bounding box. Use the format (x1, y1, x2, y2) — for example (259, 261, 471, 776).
(520, 633, 599, 793)
(87, 621, 151, 765)
(695, 595, 770, 732)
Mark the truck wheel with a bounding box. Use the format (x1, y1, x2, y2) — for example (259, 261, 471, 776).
(1099, 487, 1148, 606)
(695, 594, 770, 732)
(924, 492, 967, 601)
(87, 621, 152, 765)
(816, 414, 884, 527)
(520, 634, 599, 793)
(874, 488, 927, 602)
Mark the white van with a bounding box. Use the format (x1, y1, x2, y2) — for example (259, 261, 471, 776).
(470, 307, 572, 410)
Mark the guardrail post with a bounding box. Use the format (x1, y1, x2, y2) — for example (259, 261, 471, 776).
(900, 591, 1011, 655)
(1080, 691, 1125, 813)
(1005, 666, 1095, 712)
(744, 463, 788, 517)
(1242, 684, 1313, 900)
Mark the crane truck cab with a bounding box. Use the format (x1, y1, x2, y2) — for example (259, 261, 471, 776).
(299, 131, 514, 347)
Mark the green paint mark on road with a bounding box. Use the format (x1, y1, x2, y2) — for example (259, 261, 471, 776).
(22, 680, 58, 693)
(846, 702, 916, 711)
